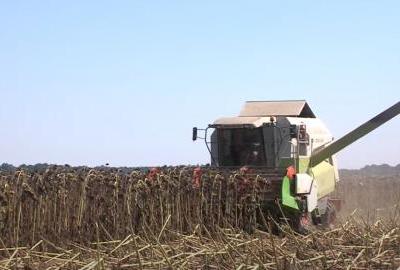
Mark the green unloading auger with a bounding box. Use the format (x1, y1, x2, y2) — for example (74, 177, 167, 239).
(310, 101, 400, 167)
(281, 101, 400, 210)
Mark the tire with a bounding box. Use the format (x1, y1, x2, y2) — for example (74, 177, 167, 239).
(294, 213, 312, 234)
(321, 201, 336, 228)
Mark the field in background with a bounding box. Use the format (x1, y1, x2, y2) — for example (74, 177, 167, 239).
(336, 166, 400, 221)
(0, 164, 398, 269)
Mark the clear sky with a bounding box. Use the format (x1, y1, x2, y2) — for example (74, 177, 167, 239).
(1, 1, 399, 169)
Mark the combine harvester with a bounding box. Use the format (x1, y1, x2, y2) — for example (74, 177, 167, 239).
(193, 100, 400, 232)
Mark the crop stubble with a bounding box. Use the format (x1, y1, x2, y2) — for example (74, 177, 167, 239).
(0, 166, 398, 269)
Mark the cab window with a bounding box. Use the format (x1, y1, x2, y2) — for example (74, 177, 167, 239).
(217, 128, 266, 166)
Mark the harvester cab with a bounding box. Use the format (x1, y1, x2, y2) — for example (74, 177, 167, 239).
(193, 100, 400, 231)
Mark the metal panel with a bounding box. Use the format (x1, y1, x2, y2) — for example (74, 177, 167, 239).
(210, 130, 219, 166)
(212, 116, 270, 127)
(262, 125, 277, 167)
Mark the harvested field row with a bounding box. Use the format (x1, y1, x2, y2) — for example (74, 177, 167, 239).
(0, 217, 399, 269)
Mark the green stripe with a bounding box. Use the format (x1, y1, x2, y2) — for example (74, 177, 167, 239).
(281, 176, 299, 210)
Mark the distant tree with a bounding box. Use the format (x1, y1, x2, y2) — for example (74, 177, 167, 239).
(0, 163, 16, 172)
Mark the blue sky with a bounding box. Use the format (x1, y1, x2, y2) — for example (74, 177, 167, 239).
(1, 1, 399, 168)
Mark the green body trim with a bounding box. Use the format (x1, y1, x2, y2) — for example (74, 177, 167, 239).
(309, 160, 336, 198)
(278, 157, 310, 173)
(281, 176, 299, 210)
(297, 158, 310, 173)
(279, 157, 336, 199)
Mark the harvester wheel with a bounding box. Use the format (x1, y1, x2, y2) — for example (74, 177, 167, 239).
(321, 201, 336, 228)
(295, 213, 312, 234)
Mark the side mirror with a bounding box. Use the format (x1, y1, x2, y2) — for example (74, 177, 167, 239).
(192, 127, 198, 141)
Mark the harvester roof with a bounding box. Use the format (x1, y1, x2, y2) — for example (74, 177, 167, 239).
(212, 100, 316, 127)
(239, 100, 316, 118)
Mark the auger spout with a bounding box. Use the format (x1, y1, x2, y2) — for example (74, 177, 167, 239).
(310, 101, 400, 167)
